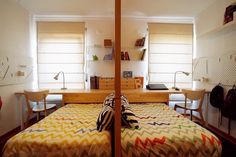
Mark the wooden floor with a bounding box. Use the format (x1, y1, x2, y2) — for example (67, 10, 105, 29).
(1, 118, 236, 157)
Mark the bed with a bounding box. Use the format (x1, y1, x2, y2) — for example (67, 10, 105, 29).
(2, 104, 111, 157)
(2, 103, 221, 157)
(122, 103, 221, 157)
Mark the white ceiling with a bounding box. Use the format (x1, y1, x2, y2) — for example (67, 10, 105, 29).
(19, 0, 217, 18)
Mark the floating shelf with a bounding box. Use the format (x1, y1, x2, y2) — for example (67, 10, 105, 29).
(197, 20, 236, 38)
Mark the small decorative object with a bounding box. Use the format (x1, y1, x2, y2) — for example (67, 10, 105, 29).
(134, 77, 144, 88)
(103, 53, 113, 60)
(92, 55, 98, 61)
(224, 4, 236, 24)
(103, 48, 114, 60)
(123, 71, 133, 78)
(134, 79, 142, 89)
(104, 39, 112, 47)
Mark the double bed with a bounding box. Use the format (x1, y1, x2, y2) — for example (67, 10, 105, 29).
(3, 102, 221, 157)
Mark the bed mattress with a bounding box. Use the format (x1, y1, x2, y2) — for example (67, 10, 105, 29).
(3, 104, 111, 157)
(121, 103, 222, 157)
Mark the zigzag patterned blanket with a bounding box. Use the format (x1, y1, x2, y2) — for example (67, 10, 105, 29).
(121, 103, 222, 157)
(3, 103, 222, 157)
(3, 104, 111, 157)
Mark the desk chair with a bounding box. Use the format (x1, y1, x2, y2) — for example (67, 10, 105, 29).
(174, 89, 205, 125)
(24, 90, 57, 127)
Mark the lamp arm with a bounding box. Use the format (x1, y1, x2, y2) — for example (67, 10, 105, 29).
(172, 71, 189, 90)
(173, 71, 177, 89)
(61, 71, 66, 90)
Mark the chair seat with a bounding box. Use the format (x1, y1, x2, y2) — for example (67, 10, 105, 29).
(32, 103, 57, 112)
(175, 103, 198, 110)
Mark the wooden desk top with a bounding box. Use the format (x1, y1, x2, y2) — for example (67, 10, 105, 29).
(15, 88, 182, 104)
(15, 88, 182, 95)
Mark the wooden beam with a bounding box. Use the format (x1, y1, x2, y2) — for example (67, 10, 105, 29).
(115, 0, 121, 156)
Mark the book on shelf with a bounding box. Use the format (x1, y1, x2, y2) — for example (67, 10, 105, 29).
(124, 51, 130, 60)
(90, 76, 99, 89)
(140, 49, 146, 60)
(135, 37, 145, 47)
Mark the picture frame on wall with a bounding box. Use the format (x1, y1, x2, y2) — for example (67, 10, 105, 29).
(123, 71, 133, 78)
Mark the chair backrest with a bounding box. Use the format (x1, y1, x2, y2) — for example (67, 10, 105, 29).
(24, 90, 49, 112)
(182, 89, 205, 109)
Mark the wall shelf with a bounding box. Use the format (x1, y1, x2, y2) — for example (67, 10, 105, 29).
(197, 20, 236, 38)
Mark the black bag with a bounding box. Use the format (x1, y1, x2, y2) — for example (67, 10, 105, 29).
(210, 84, 224, 109)
(222, 85, 236, 120)
(221, 85, 236, 135)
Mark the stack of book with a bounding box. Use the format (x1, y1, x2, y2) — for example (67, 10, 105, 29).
(90, 76, 99, 89)
(121, 51, 130, 60)
(135, 37, 145, 47)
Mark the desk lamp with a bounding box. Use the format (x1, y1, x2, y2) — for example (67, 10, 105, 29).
(53, 71, 67, 90)
(172, 71, 190, 90)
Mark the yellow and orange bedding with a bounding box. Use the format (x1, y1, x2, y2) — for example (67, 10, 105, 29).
(122, 103, 222, 157)
(3, 103, 222, 157)
(3, 104, 111, 157)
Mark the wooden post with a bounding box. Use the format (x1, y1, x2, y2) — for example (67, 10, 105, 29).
(115, 0, 121, 156)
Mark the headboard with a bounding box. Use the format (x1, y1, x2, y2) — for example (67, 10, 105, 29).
(62, 89, 170, 105)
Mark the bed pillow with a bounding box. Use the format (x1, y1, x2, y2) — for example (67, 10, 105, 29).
(97, 93, 139, 131)
(97, 105, 114, 131)
(121, 107, 139, 129)
(103, 93, 129, 109)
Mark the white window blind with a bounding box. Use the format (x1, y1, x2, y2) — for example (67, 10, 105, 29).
(37, 22, 85, 89)
(148, 23, 193, 89)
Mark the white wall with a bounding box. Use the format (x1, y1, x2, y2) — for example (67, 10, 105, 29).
(195, 0, 236, 136)
(0, 0, 32, 136)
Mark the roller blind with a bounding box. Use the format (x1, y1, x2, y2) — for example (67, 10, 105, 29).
(37, 22, 85, 89)
(148, 23, 193, 89)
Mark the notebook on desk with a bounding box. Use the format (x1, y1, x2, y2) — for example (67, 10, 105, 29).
(146, 84, 169, 90)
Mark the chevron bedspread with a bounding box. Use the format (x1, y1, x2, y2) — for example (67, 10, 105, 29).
(121, 103, 222, 157)
(3, 103, 221, 157)
(2, 104, 111, 157)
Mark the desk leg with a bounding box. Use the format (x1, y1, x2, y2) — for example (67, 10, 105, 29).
(16, 95, 24, 130)
(205, 93, 210, 126)
(62, 94, 64, 106)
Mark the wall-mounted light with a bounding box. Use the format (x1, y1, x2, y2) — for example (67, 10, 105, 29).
(172, 71, 190, 90)
(53, 71, 67, 90)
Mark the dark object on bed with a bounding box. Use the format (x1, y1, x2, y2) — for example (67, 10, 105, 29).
(146, 84, 168, 90)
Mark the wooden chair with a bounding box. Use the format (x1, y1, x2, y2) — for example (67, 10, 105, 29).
(174, 89, 205, 125)
(24, 90, 57, 127)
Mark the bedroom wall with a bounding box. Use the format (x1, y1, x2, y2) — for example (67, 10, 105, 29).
(0, 0, 32, 136)
(195, 0, 236, 137)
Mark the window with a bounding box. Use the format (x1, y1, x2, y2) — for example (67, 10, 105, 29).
(37, 22, 85, 89)
(148, 23, 193, 89)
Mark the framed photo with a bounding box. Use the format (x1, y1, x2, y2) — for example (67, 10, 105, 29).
(123, 71, 132, 78)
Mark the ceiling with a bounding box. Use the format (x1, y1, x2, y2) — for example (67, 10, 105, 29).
(19, 0, 217, 18)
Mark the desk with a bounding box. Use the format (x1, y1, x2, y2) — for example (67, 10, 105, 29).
(15, 89, 180, 130)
